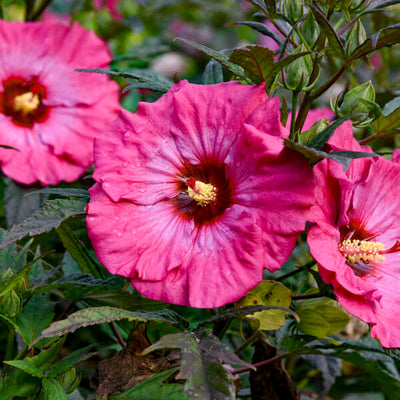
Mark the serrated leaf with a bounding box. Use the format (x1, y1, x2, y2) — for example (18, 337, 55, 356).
(110, 368, 188, 400)
(56, 222, 102, 278)
(143, 331, 249, 400)
(349, 24, 400, 62)
(310, 5, 346, 59)
(0, 198, 87, 249)
(4, 360, 44, 378)
(229, 45, 275, 84)
(175, 38, 246, 79)
(37, 307, 189, 341)
(284, 138, 378, 170)
(295, 298, 350, 338)
(77, 68, 173, 93)
(82, 290, 167, 311)
(236, 281, 292, 330)
(203, 59, 224, 84)
(42, 378, 68, 400)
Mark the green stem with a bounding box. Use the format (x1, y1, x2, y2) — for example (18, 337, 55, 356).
(289, 91, 299, 141)
(292, 292, 324, 300)
(234, 331, 261, 355)
(5, 328, 15, 361)
(359, 130, 400, 145)
(30, 0, 53, 21)
(275, 268, 304, 282)
(213, 318, 232, 340)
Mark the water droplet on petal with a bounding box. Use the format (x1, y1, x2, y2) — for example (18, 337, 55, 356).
(113, 230, 123, 238)
(122, 161, 129, 167)
(88, 216, 95, 221)
(124, 131, 131, 138)
(114, 216, 121, 221)
(103, 182, 111, 188)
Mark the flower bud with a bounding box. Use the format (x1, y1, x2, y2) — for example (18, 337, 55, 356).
(281, 0, 303, 22)
(283, 45, 313, 91)
(302, 13, 319, 49)
(346, 20, 367, 55)
(299, 118, 330, 145)
(0, 290, 21, 317)
(337, 81, 375, 116)
(60, 368, 81, 394)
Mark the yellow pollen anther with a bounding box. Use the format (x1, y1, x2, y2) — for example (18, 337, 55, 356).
(13, 92, 40, 114)
(187, 180, 217, 207)
(339, 239, 386, 264)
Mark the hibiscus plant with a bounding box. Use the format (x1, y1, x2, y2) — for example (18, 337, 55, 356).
(1, 0, 400, 399)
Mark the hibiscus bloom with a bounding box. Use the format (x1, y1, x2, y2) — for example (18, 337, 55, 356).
(0, 20, 120, 185)
(308, 122, 400, 347)
(86, 81, 314, 308)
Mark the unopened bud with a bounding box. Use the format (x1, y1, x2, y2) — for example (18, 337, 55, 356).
(281, 0, 303, 22)
(302, 13, 319, 49)
(346, 20, 367, 55)
(283, 45, 313, 91)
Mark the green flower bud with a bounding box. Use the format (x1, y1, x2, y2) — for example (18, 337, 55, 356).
(346, 20, 367, 55)
(302, 13, 319, 49)
(281, 0, 303, 22)
(299, 118, 330, 145)
(60, 368, 81, 394)
(0, 290, 21, 317)
(338, 81, 375, 116)
(283, 45, 313, 91)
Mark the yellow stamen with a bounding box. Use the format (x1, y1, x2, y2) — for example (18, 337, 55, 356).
(339, 239, 385, 264)
(13, 92, 40, 114)
(187, 180, 216, 207)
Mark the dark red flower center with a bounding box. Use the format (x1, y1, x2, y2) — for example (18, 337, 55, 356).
(0, 77, 49, 127)
(174, 159, 234, 226)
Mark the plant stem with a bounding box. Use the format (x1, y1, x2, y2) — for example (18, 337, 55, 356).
(25, 0, 35, 21)
(292, 292, 323, 300)
(110, 322, 127, 349)
(232, 351, 302, 375)
(30, 0, 53, 21)
(290, 91, 299, 140)
(359, 130, 400, 145)
(275, 268, 304, 282)
(234, 331, 261, 355)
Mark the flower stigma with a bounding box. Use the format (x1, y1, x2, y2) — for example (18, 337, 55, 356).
(186, 177, 217, 207)
(13, 92, 40, 114)
(339, 239, 385, 264)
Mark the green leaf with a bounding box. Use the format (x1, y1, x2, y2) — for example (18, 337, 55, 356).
(349, 24, 400, 62)
(246, 0, 269, 15)
(110, 368, 188, 400)
(47, 346, 97, 378)
(0, 198, 87, 249)
(365, 1, 400, 13)
(26, 188, 89, 199)
(77, 68, 173, 93)
(15, 293, 56, 345)
(175, 38, 246, 79)
(203, 59, 224, 84)
(295, 298, 350, 338)
(284, 138, 378, 170)
(229, 45, 275, 84)
(227, 21, 281, 45)
(143, 331, 250, 400)
(56, 222, 102, 278)
(4, 359, 44, 378)
(307, 114, 359, 150)
(42, 378, 68, 400)
(372, 96, 400, 135)
(37, 307, 189, 341)
(310, 5, 346, 59)
(236, 281, 293, 330)
(82, 290, 167, 311)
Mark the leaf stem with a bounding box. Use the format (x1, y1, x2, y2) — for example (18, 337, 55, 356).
(110, 322, 127, 349)
(30, 0, 53, 21)
(292, 292, 324, 300)
(234, 331, 261, 355)
(275, 268, 304, 282)
(359, 130, 400, 145)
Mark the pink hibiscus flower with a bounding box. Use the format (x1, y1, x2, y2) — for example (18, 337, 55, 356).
(308, 122, 400, 347)
(0, 21, 120, 185)
(86, 81, 315, 308)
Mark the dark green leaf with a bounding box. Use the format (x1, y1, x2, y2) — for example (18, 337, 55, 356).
(0, 198, 87, 249)
(110, 368, 188, 400)
(227, 21, 281, 45)
(203, 59, 224, 84)
(229, 45, 275, 84)
(26, 188, 89, 199)
(77, 68, 173, 93)
(143, 331, 249, 400)
(247, 0, 269, 15)
(3, 360, 44, 378)
(175, 38, 246, 78)
(42, 378, 68, 400)
(310, 5, 346, 59)
(16, 293, 56, 345)
(264, 0, 276, 15)
(82, 290, 167, 311)
(365, 0, 400, 12)
(307, 114, 359, 150)
(56, 222, 102, 278)
(47, 346, 97, 378)
(349, 24, 400, 62)
(37, 307, 189, 340)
